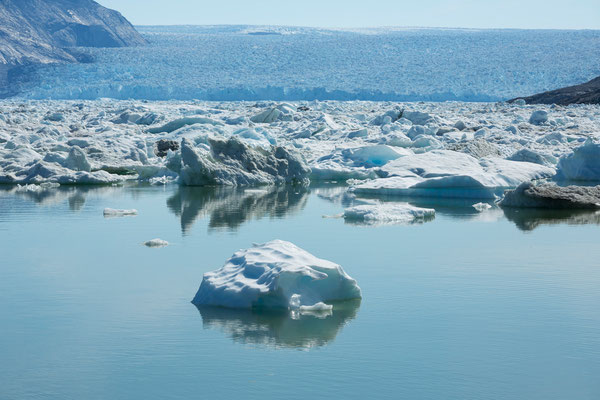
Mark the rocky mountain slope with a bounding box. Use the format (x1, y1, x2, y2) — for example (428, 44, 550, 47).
(0, 0, 145, 66)
(512, 76, 600, 105)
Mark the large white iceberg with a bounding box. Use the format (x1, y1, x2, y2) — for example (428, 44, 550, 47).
(192, 240, 362, 309)
(352, 150, 555, 199)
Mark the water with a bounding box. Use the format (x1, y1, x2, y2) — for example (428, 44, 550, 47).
(1, 184, 599, 400)
(14, 26, 600, 101)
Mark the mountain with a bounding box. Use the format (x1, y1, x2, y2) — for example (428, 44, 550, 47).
(0, 0, 145, 66)
(512, 76, 600, 105)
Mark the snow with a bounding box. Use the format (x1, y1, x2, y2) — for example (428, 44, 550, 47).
(343, 203, 435, 225)
(192, 240, 362, 310)
(103, 208, 138, 217)
(143, 238, 169, 248)
(11, 26, 600, 102)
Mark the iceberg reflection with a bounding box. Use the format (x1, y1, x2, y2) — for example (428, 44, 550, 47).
(502, 208, 600, 232)
(167, 185, 309, 234)
(195, 299, 361, 349)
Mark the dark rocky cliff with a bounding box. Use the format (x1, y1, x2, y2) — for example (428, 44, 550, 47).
(512, 76, 600, 105)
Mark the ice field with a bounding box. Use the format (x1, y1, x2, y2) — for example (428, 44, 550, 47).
(10, 26, 600, 101)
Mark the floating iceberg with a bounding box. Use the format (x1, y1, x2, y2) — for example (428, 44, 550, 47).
(352, 150, 555, 199)
(343, 203, 435, 225)
(555, 141, 600, 182)
(192, 240, 362, 310)
(178, 138, 311, 186)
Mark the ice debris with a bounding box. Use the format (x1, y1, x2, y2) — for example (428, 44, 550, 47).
(343, 203, 435, 225)
(103, 208, 138, 217)
(192, 240, 362, 309)
(143, 238, 170, 248)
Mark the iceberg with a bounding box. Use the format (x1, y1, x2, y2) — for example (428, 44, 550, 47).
(192, 240, 362, 310)
(352, 150, 555, 199)
(555, 141, 600, 182)
(178, 138, 311, 186)
(343, 203, 435, 225)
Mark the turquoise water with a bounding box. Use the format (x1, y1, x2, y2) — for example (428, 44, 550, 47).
(0, 184, 599, 400)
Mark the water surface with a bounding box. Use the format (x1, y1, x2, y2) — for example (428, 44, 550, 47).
(0, 184, 599, 399)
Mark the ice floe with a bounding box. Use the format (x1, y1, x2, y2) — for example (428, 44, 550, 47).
(343, 203, 435, 225)
(103, 208, 138, 217)
(192, 240, 362, 310)
(143, 238, 169, 248)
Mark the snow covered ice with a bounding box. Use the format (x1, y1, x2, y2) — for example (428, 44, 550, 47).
(192, 240, 362, 310)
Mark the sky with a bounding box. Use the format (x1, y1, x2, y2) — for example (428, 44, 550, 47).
(97, 0, 600, 29)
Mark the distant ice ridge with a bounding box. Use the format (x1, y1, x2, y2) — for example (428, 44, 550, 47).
(11, 26, 600, 101)
(192, 240, 362, 310)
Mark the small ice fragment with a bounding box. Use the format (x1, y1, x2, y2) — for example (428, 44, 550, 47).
(103, 208, 138, 217)
(143, 239, 169, 248)
(473, 202, 492, 212)
(299, 302, 334, 312)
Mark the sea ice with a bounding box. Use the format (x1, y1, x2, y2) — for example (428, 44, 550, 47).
(143, 238, 170, 247)
(103, 208, 138, 217)
(192, 240, 362, 309)
(473, 202, 493, 212)
(343, 203, 435, 225)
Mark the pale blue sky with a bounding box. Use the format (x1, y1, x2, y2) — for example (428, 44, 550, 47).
(98, 0, 600, 29)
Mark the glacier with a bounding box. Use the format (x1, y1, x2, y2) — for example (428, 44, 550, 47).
(7, 26, 600, 102)
(192, 240, 362, 310)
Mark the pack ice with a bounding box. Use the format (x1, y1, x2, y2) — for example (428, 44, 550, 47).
(192, 240, 362, 310)
(1, 100, 599, 202)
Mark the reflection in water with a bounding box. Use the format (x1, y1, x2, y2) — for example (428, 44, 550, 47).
(167, 185, 310, 234)
(196, 299, 361, 349)
(0, 184, 123, 211)
(502, 208, 600, 232)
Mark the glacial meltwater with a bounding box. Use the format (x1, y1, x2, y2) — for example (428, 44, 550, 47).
(0, 184, 599, 400)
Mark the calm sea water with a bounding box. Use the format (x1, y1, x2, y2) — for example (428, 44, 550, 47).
(0, 184, 599, 400)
